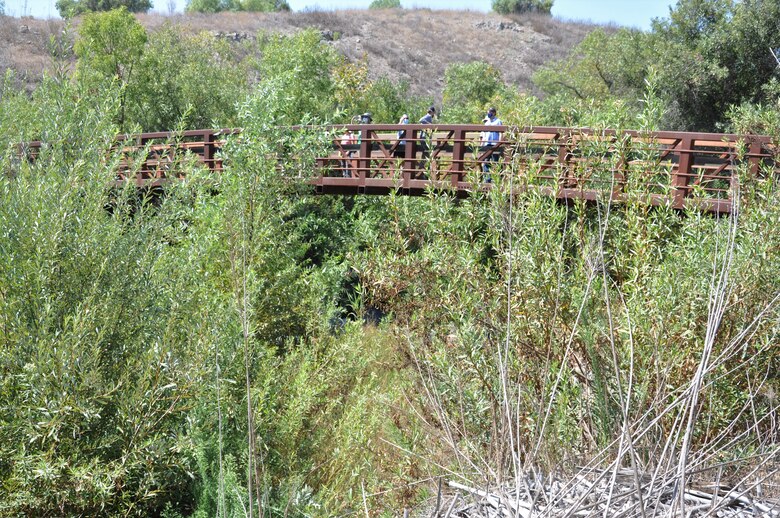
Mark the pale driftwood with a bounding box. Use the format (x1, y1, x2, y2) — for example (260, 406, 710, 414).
(443, 493, 460, 518)
(443, 469, 780, 518)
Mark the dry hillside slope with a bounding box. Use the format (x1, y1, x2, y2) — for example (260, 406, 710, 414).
(1, 9, 599, 98)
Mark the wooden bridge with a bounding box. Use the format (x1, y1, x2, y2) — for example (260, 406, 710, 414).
(22, 125, 779, 214)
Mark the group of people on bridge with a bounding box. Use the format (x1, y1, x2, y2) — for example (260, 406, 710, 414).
(339, 106, 504, 181)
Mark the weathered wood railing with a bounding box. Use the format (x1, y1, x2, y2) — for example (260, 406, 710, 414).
(315, 124, 778, 214)
(20, 125, 779, 214)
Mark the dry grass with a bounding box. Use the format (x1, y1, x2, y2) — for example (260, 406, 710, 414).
(2, 9, 598, 99)
(0, 15, 65, 91)
(402, 179, 780, 516)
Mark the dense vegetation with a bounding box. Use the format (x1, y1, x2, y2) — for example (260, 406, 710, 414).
(1, 1, 779, 516)
(492, 0, 553, 15)
(534, 0, 780, 131)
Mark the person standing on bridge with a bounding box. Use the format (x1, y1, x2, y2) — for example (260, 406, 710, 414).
(417, 106, 436, 176)
(480, 106, 502, 183)
(340, 127, 357, 177)
(394, 114, 409, 159)
(419, 105, 436, 125)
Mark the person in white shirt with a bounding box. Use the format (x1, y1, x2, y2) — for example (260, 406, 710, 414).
(394, 114, 409, 159)
(480, 107, 502, 182)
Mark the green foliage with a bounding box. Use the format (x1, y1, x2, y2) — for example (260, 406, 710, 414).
(0, 65, 421, 516)
(350, 155, 780, 475)
(443, 61, 507, 122)
(653, 0, 733, 47)
(185, 0, 288, 14)
(125, 26, 249, 132)
(239, 0, 289, 11)
(727, 79, 780, 135)
(656, 0, 780, 130)
(0, 76, 200, 516)
(4, 6, 780, 514)
(74, 8, 147, 130)
(492, 0, 552, 15)
(362, 77, 416, 123)
(75, 8, 146, 81)
(256, 29, 339, 122)
(537, 0, 780, 130)
(533, 28, 652, 102)
(332, 57, 371, 116)
(56, 0, 150, 18)
(184, 0, 222, 12)
(332, 57, 419, 123)
(369, 0, 401, 9)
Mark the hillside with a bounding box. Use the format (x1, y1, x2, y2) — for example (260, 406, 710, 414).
(1, 9, 597, 98)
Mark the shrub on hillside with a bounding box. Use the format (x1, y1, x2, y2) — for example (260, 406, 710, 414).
(185, 0, 288, 13)
(125, 26, 249, 131)
(74, 8, 147, 130)
(369, 0, 401, 9)
(56, 0, 150, 18)
(442, 61, 510, 122)
(492, 0, 552, 15)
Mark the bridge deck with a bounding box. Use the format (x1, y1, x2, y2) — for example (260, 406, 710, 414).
(20, 125, 779, 214)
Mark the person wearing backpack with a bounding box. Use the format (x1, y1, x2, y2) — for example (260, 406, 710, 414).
(394, 114, 409, 159)
(417, 106, 436, 176)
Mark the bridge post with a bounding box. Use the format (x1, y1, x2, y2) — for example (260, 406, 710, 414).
(450, 128, 466, 189)
(672, 137, 694, 209)
(358, 128, 371, 189)
(748, 140, 763, 176)
(138, 134, 148, 186)
(613, 134, 628, 200)
(404, 129, 415, 190)
(556, 130, 572, 196)
(203, 130, 215, 172)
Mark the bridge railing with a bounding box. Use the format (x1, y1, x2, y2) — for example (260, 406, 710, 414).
(113, 128, 239, 186)
(19, 124, 778, 213)
(314, 124, 777, 213)
(22, 128, 239, 187)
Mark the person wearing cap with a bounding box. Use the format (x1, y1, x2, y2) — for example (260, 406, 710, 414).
(419, 105, 436, 125)
(417, 106, 436, 175)
(480, 107, 502, 182)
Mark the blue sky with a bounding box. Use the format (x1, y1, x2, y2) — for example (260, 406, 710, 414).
(8, 0, 675, 31)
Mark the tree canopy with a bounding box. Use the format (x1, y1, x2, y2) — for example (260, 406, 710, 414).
(492, 0, 553, 15)
(185, 0, 289, 14)
(369, 0, 401, 8)
(56, 0, 150, 18)
(534, 0, 780, 131)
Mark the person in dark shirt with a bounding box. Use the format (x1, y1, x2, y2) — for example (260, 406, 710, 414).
(417, 106, 436, 176)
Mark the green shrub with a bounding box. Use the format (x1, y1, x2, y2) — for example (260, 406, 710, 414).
(0, 77, 205, 516)
(442, 61, 507, 122)
(125, 26, 248, 132)
(492, 0, 553, 15)
(185, 0, 288, 13)
(74, 8, 147, 130)
(56, 0, 150, 18)
(369, 0, 401, 9)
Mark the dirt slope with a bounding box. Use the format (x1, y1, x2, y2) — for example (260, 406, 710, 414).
(0, 9, 598, 96)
